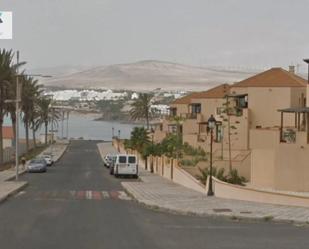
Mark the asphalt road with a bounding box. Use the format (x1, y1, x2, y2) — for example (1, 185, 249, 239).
(0, 140, 308, 249)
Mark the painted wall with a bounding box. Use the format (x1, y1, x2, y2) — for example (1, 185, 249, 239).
(170, 103, 189, 116)
(182, 118, 199, 135)
(250, 129, 309, 192)
(213, 177, 309, 208)
(230, 86, 306, 129)
(307, 85, 309, 107)
(192, 98, 225, 121)
(3, 138, 13, 148)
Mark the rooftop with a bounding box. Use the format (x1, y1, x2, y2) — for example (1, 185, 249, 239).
(232, 68, 307, 88)
(171, 84, 230, 105)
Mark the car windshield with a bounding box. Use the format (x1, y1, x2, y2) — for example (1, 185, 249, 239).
(31, 159, 43, 164)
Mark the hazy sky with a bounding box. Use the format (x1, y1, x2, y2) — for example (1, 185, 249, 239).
(1, 0, 309, 71)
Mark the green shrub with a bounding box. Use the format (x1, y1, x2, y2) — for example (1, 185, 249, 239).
(226, 169, 247, 186)
(180, 159, 195, 167)
(196, 167, 246, 186)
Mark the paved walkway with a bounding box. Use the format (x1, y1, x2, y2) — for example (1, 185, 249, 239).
(0, 141, 69, 203)
(122, 169, 309, 224)
(98, 142, 309, 224)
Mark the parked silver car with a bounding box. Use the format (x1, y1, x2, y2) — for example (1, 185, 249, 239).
(27, 158, 47, 173)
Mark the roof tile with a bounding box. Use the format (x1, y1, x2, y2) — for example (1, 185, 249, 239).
(232, 68, 307, 88)
(172, 84, 230, 104)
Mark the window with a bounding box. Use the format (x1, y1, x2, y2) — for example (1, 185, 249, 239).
(170, 108, 177, 116)
(191, 104, 201, 114)
(216, 125, 222, 142)
(236, 95, 248, 109)
(128, 156, 136, 164)
(168, 125, 177, 133)
(216, 107, 225, 115)
(119, 156, 127, 163)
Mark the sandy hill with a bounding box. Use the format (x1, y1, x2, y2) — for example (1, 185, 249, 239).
(41, 60, 258, 91)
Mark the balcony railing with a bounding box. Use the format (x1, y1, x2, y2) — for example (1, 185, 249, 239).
(186, 113, 198, 119)
(281, 129, 296, 144)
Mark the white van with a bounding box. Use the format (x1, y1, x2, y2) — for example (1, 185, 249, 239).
(114, 154, 138, 178)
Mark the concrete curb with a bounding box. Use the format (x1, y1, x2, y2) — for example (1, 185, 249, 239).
(6, 170, 27, 181)
(0, 182, 28, 204)
(53, 142, 70, 164)
(0, 142, 69, 206)
(121, 182, 307, 225)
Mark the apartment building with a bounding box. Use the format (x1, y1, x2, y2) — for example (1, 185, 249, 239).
(153, 66, 309, 191)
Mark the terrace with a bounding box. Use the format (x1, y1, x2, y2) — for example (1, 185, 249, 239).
(278, 107, 309, 144)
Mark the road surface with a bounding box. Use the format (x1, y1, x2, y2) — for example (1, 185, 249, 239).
(0, 140, 308, 249)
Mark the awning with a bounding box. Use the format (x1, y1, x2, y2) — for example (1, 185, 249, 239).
(278, 107, 309, 113)
(226, 94, 248, 98)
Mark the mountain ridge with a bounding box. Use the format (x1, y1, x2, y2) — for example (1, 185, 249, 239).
(41, 60, 258, 91)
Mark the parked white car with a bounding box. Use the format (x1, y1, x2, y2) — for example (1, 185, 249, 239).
(104, 154, 114, 168)
(42, 154, 54, 166)
(114, 154, 138, 178)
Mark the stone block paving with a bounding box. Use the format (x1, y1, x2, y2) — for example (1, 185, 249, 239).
(122, 169, 309, 224)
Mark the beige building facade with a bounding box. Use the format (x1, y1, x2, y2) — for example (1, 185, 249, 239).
(154, 67, 309, 192)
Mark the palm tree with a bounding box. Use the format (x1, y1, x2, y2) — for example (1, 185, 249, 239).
(21, 76, 42, 151)
(36, 97, 60, 145)
(130, 93, 153, 129)
(0, 49, 15, 164)
(130, 127, 150, 152)
(129, 127, 150, 169)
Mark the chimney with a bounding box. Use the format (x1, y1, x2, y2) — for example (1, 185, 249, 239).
(289, 65, 295, 74)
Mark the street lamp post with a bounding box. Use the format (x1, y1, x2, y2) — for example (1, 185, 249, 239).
(207, 114, 216, 196)
(304, 59, 309, 83)
(151, 134, 154, 173)
(4, 51, 21, 181)
(4, 51, 52, 181)
(4, 57, 48, 180)
(15, 51, 20, 181)
(112, 127, 114, 138)
(66, 111, 70, 139)
(117, 130, 121, 152)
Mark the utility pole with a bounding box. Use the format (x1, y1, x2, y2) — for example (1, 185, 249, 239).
(49, 96, 54, 155)
(4, 52, 51, 181)
(15, 51, 20, 181)
(61, 111, 64, 139)
(66, 111, 70, 139)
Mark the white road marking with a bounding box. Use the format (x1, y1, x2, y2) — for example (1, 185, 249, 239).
(118, 191, 132, 201)
(15, 191, 26, 197)
(86, 191, 93, 200)
(101, 191, 109, 199)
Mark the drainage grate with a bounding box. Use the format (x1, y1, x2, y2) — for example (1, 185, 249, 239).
(240, 211, 252, 214)
(213, 208, 232, 213)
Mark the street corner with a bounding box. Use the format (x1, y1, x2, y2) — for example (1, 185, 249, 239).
(0, 181, 28, 203)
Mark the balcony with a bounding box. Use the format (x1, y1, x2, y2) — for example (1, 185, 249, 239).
(186, 113, 198, 119)
(278, 107, 309, 144)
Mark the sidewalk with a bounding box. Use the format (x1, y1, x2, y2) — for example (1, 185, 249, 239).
(122, 169, 309, 224)
(98, 142, 309, 224)
(0, 141, 69, 204)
